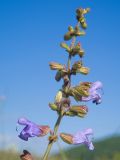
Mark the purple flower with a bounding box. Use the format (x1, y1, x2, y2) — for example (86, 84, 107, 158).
(17, 117, 50, 141)
(81, 81, 103, 104)
(73, 128, 94, 150)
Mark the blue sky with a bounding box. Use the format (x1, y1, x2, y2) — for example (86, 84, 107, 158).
(0, 0, 120, 155)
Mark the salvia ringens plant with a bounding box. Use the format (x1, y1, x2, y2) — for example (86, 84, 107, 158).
(18, 7, 103, 160)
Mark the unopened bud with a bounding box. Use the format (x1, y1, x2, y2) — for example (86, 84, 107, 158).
(80, 82, 91, 87)
(83, 8, 90, 14)
(72, 61, 82, 71)
(60, 42, 71, 52)
(78, 50, 84, 57)
(68, 26, 74, 32)
(70, 105, 88, 114)
(60, 133, 73, 144)
(49, 62, 64, 70)
(49, 103, 58, 111)
(55, 91, 63, 103)
(76, 8, 90, 16)
(77, 113, 86, 118)
(65, 111, 76, 117)
(64, 32, 72, 41)
(81, 22, 87, 29)
(76, 8, 82, 15)
(79, 67, 90, 75)
(55, 71, 62, 81)
(55, 69, 67, 82)
(20, 150, 34, 160)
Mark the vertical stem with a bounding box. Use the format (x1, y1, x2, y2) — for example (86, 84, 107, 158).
(67, 36, 76, 84)
(67, 54, 71, 71)
(42, 22, 80, 160)
(42, 115, 63, 160)
(70, 36, 76, 49)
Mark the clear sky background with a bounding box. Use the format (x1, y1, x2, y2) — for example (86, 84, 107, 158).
(0, 0, 120, 155)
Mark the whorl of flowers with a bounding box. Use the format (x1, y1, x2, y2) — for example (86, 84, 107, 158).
(17, 7, 103, 160)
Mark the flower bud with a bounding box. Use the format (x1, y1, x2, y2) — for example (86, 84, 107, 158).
(55, 70, 67, 82)
(78, 50, 84, 57)
(55, 91, 63, 103)
(81, 22, 87, 29)
(78, 67, 90, 75)
(55, 71, 62, 81)
(68, 26, 74, 32)
(49, 103, 58, 111)
(80, 82, 92, 87)
(77, 113, 86, 118)
(78, 17, 87, 29)
(76, 8, 90, 29)
(60, 42, 71, 52)
(76, 8, 90, 16)
(49, 62, 64, 70)
(72, 61, 82, 72)
(83, 8, 90, 14)
(60, 133, 73, 144)
(70, 105, 88, 114)
(65, 111, 76, 117)
(20, 150, 34, 160)
(64, 32, 72, 41)
(76, 8, 84, 16)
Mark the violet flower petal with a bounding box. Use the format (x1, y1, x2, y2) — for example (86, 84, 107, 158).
(81, 81, 103, 104)
(72, 128, 94, 151)
(18, 118, 42, 141)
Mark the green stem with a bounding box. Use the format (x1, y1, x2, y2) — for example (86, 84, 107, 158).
(70, 36, 76, 49)
(42, 115, 63, 160)
(67, 36, 76, 83)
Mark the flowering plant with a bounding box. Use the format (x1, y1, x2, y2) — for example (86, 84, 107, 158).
(17, 7, 103, 160)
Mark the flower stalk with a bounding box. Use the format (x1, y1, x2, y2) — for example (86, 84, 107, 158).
(42, 27, 78, 160)
(42, 115, 63, 160)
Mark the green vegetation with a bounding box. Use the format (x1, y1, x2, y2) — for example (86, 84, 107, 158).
(52, 135, 120, 160)
(0, 150, 18, 160)
(0, 135, 120, 160)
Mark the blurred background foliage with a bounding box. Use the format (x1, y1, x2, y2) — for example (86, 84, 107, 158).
(0, 135, 120, 160)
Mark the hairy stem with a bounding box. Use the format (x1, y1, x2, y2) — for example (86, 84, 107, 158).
(42, 115, 63, 160)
